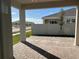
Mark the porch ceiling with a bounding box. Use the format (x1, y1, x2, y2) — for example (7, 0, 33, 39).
(11, 0, 79, 9)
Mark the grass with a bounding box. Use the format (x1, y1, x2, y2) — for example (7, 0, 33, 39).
(13, 35, 20, 45)
(13, 31, 32, 45)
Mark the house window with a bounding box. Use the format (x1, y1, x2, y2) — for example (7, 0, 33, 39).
(67, 19, 70, 23)
(54, 21, 57, 24)
(50, 21, 57, 24)
(45, 20, 48, 24)
(72, 19, 75, 23)
(52, 21, 54, 24)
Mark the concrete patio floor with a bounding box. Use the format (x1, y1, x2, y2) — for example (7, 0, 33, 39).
(13, 36, 79, 59)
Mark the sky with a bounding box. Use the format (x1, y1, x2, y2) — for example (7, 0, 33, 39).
(11, 6, 76, 24)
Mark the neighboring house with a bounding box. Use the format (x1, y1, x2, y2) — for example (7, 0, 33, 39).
(12, 21, 34, 28)
(42, 8, 76, 24)
(32, 8, 76, 36)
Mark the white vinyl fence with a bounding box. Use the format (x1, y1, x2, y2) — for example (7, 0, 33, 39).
(32, 24, 75, 36)
(63, 23, 75, 35)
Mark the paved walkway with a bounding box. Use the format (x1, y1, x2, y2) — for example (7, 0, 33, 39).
(13, 36, 79, 59)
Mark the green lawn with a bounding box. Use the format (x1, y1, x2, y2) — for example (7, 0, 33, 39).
(13, 31, 32, 45)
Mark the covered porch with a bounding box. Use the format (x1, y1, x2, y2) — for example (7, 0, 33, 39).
(11, 0, 79, 45)
(1, 0, 79, 59)
(13, 36, 76, 59)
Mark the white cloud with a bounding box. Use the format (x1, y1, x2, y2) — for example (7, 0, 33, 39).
(12, 17, 19, 22)
(11, 12, 17, 15)
(26, 17, 43, 24)
(12, 17, 43, 24)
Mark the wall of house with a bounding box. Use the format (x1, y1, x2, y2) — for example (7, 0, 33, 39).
(63, 16, 76, 24)
(43, 16, 76, 24)
(32, 23, 75, 36)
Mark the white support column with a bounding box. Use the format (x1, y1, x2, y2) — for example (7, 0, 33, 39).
(74, 6, 79, 46)
(19, 8, 26, 41)
(0, 0, 13, 59)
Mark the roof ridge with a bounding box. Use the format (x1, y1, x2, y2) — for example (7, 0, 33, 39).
(42, 8, 76, 19)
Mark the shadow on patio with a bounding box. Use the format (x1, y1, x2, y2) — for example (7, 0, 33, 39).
(21, 41, 60, 59)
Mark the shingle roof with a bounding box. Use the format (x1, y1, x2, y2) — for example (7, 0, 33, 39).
(42, 8, 76, 19)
